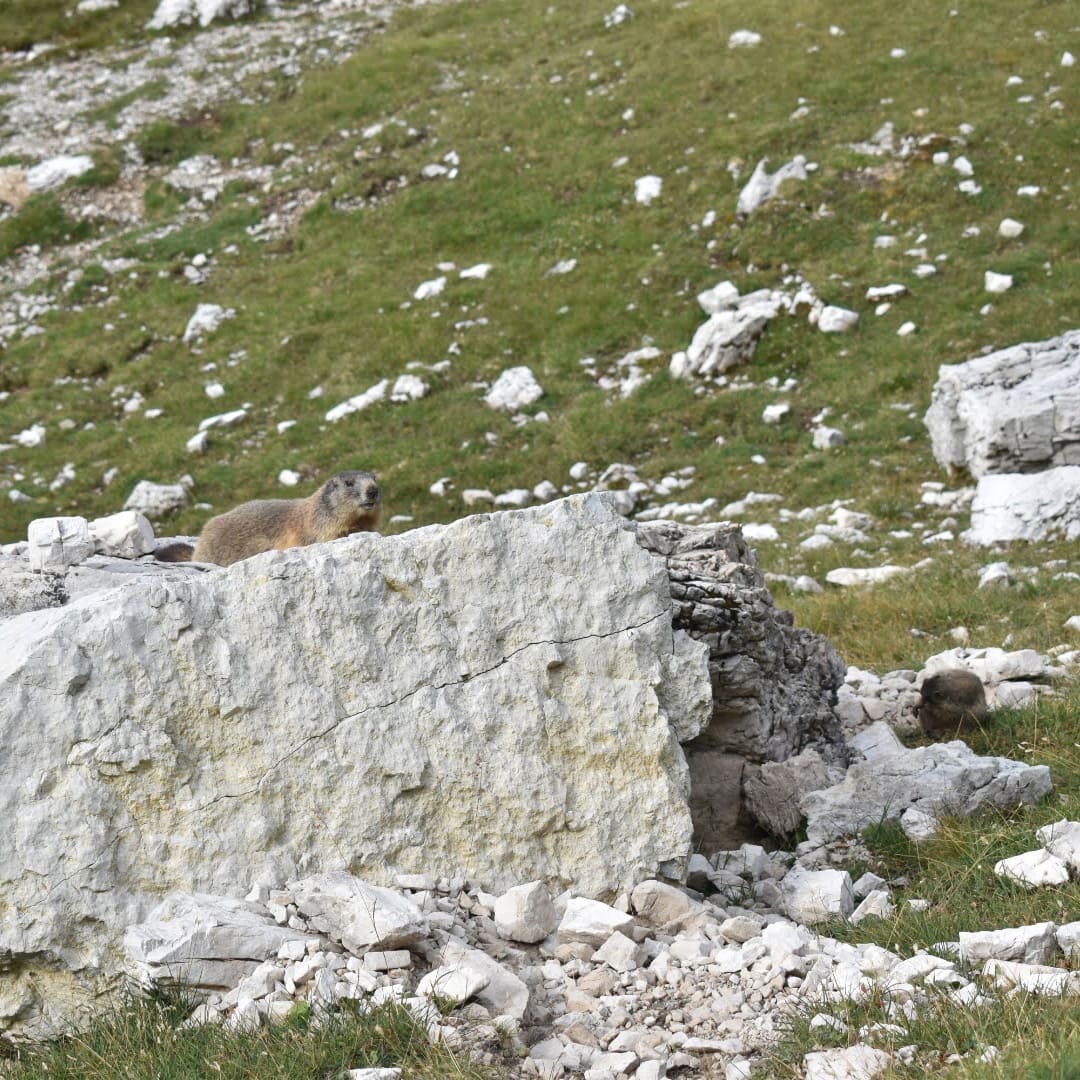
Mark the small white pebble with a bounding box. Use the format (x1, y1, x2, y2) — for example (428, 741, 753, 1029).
(984, 270, 1014, 293)
(897, 321, 917, 336)
(205, 382, 225, 399)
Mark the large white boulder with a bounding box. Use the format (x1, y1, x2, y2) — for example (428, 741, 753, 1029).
(965, 467, 1080, 544)
(925, 329, 1080, 478)
(26, 516, 95, 571)
(0, 494, 703, 1028)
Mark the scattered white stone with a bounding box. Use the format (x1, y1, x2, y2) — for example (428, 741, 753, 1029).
(736, 156, 807, 216)
(1063, 51, 1076, 68)
(204, 382, 225, 399)
(186, 431, 209, 454)
(413, 276, 446, 301)
(603, 3, 633, 28)
(762, 402, 791, 424)
(557, 897, 634, 947)
(13, 423, 46, 448)
(953, 155, 974, 177)
(494, 881, 558, 944)
(325, 381, 389, 423)
(742, 523, 780, 542)
(182, 303, 235, 345)
(897, 321, 917, 337)
(459, 263, 491, 280)
(634, 175, 663, 205)
(781, 867, 854, 925)
(803, 1044, 891, 1079)
(994, 849, 1070, 889)
(390, 375, 429, 402)
(484, 366, 543, 411)
(278, 470, 300, 487)
(124, 480, 188, 519)
(985, 270, 1014, 293)
(998, 218, 1025, 238)
(25, 155, 95, 192)
(826, 565, 910, 587)
(1018, 185, 1041, 197)
(546, 258, 577, 276)
(198, 408, 247, 432)
(728, 29, 762, 48)
(148, 0, 254, 31)
(1035, 820, 1080, 871)
(960, 922, 1060, 965)
(813, 425, 847, 449)
(865, 284, 907, 302)
(818, 305, 859, 333)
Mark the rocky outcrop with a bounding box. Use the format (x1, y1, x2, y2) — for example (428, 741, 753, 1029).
(0, 496, 707, 1012)
(925, 330, 1080, 478)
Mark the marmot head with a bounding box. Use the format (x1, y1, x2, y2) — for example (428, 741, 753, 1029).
(322, 470, 381, 511)
(918, 669, 988, 736)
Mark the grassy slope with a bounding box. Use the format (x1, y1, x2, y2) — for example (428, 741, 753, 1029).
(1, 2, 1080, 1075)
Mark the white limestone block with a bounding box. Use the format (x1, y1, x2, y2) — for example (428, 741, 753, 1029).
(493, 881, 558, 944)
(27, 517, 95, 571)
(89, 511, 155, 559)
(994, 849, 1070, 889)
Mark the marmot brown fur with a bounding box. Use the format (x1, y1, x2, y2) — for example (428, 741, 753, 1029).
(155, 471, 381, 566)
(918, 669, 988, 736)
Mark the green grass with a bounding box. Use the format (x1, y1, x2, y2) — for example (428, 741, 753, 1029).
(0, 193, 94, 260)
(0, 992, 508, 1079)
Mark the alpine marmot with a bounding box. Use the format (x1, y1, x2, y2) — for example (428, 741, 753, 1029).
(918, 669, 988, 736)
(156, 470, 381, 566)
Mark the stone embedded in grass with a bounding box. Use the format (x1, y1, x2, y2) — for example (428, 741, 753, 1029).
(13, 423, 46, 448)
(325, 380, 388, 422)
(634, 174, 662, 204)
(817, 305, 859, 333)
(147, 0, 254, 31)
(186, 430, 209, 453)
(182, 303, 235, 345)
(728, 29, 762, 48)
(994, 849, 1070, 889)
(762, 402, 790, 423)
(603, 3, 633, 28)
(459, 263, 491, 279)
(204, 382, 225, 398)
(483, 366, 543, 411)
(390, 374, 428, 401)
(984, 270, 1014, 293)
(865, 283, 908, 302)
(124, 479, 188, 518)
(198, 408, 247, 431)
(998, 217, 1025, 238)
(412, 275, 446, 301)
(545, 257, 577, 275)
(812, 425, 847, 449)
(965, 467, 1080, 544)
(825, 565, 910, 586)
(278, 470, 299, 486)
(736, 155, 806, 216)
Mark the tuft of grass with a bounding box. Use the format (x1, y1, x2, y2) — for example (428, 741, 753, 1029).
(0, 193, 93, 260)
(0, 990, 507, 1079)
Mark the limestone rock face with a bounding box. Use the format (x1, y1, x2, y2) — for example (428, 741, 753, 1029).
(633, 519, 846, 764)
(925, 329, 1080, 478)
(0, 495, 702, 1005)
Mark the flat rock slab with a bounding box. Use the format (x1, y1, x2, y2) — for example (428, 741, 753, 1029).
(925, 329, 1080, 478)
(0, 495, 702, 1006)
(801, 741, 1052, 845)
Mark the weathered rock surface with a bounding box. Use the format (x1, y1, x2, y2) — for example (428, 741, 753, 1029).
(925, 329, 1080, 478)
(634, 518, 847, 848)
(800, 741, 1053, 844)
(965, 466, 1080, 544)
(0, 495, 706, 1021)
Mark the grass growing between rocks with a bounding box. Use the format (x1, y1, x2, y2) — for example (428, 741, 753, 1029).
(0, 993, 505, 1080)
(769, 682, 1080, 1077)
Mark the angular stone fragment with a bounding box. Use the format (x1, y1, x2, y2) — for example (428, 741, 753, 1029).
(1035, 819, 1080, 870)
(803, 1044, 891, 1079)
(123, 479, 188, 518)
(779, 867, 853, 925)
(290, 874, 429, 953)
(124, 894, 310, 990)
(416, 962, 490, 1005)
(959, 922, 1059, 965)
(629, 880, 701, 927)
(994, 849, 1070, 889)
(593, 930, 644, 972)
(493, 881, 558, 944)
(925, 330, 1080, 478)
(557, 897, 635, 947)
(27, 517, 95, 572)
(89, 511, 156, 559)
